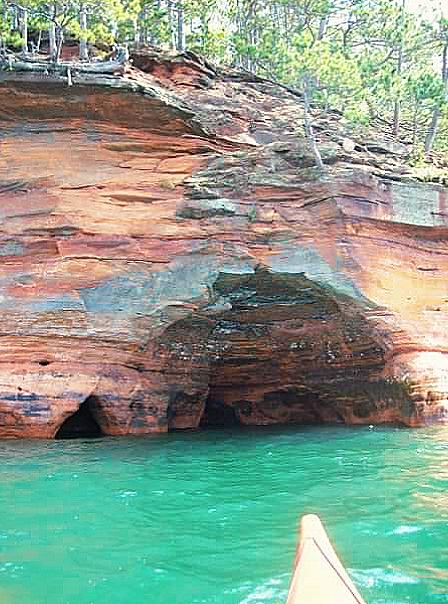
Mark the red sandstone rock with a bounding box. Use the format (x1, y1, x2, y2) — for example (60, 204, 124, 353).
(0, 48, 447, 437)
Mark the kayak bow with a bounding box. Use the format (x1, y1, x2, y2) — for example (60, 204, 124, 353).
(286, 514, 367, 604)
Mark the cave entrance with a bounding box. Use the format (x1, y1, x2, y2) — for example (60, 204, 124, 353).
(198, 386, 335, 430)
(199, 394, 242, 428)
(55, 396, 103, 439)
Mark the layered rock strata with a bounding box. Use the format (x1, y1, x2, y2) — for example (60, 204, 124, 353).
(0, 48, 447, 437)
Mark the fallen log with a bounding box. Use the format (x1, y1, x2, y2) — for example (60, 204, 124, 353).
(0, 59, 125, 75)
(0, 47, 128, 75)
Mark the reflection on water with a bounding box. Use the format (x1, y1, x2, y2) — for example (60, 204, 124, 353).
(0, 427, 447, 603)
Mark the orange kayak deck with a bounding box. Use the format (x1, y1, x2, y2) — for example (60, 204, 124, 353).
(286, 515, 367, 604)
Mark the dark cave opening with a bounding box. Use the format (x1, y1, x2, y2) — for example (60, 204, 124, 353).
(199, 394, 242, 428)
(55, 396, 103, 439)
(197, 386, 337, 430)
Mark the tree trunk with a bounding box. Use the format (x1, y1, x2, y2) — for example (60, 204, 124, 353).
(55, 25, 64, 63)
(412, 94, 418, 153)
(177, 1, 184, 51)
(137, 5, 147, 46)
(237, 0, 249, 69)
(0, 0, 7, 50)
(246, 0, 256, 72)
(133, 15, 138, 44)
(20, 7, 28, 56)
(270, 2, 279, 72)
(282, 3, 288, 33)
(49, 4, 57, 62)
(36, 29, 42, 53)
(393, 0, 406, 137)
(318, 15, 327, 40)
(393, 98, 401, 138)
(425, 106, 439, 157)
(49, 23, 57, 62)
(149, 0, 161, 45)
(167, 0, 176, 49)
(425, 42, 448, 156)
(79, 3, 88, 61)
(303, 81, 324, 171)
(12, 4, 18, 31)
(236, 0, 244, 68)
(444, 41, 448, 91)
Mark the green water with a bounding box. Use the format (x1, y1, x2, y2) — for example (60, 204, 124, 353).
(0, 426, 447, 604)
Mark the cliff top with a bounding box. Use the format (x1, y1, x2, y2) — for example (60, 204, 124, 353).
(2, 46, 446, 187)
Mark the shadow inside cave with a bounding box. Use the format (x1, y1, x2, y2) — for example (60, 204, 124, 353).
(199, 393, 242, 428)
(55, 396, 104, 439)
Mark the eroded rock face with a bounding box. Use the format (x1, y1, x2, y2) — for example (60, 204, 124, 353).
(0, 48, 447, 437)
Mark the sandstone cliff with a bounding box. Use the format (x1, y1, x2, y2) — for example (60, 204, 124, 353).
(0, 48, 447, 437)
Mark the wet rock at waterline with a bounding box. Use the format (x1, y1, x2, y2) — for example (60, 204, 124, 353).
(0, 47, 447, 437)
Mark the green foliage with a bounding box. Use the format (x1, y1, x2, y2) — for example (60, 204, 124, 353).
(407, 73, 445, 106)
(344, 102, 370, 127)
(410, 165, 448, 185)
(1, 0, 448, 156)
(0, 27, 24, 48)
(0, 12, 24, 48)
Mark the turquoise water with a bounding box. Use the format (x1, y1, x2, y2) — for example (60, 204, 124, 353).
(0, 426, 447, 604)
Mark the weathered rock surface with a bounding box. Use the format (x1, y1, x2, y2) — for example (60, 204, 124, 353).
(0, 47, 447, 437)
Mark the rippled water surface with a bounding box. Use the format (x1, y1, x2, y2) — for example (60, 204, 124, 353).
(0, 426, 447, 603)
